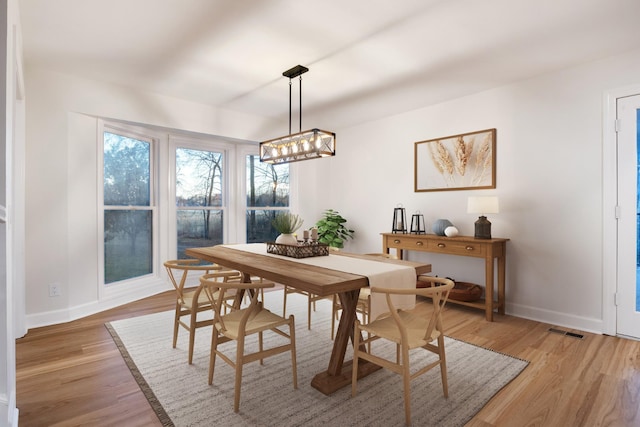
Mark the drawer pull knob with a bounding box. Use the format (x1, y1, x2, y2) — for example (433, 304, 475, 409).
(437, 243, 445, 248)
(466, 246, 474, 251)
(416, 241, 423, 246)
(393, 239, 401, 244)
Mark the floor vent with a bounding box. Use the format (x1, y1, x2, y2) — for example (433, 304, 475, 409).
(548, 327, 584, 339)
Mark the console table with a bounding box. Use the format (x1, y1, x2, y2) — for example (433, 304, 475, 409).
(381, 233, 509, 321)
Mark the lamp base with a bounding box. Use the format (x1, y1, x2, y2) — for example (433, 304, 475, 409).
(474, 216, 492, 239)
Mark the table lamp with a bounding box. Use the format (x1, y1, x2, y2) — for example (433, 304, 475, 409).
(467, 196, 499, 239)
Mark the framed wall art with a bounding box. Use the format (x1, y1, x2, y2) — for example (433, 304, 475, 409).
(414, 128, 496, 192)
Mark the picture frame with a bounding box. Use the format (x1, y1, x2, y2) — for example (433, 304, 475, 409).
(414, 128, 496, 192)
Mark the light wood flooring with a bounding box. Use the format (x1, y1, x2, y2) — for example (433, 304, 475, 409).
(16, 290, 640, 426)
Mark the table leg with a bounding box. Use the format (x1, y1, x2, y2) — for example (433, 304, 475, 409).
(310, 289, 380, 395)
(484, 254, 494, 322)
(497, 253, 506, 315)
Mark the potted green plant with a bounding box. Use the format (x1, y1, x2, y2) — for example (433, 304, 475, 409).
(315, 209, 355, 248)
(272, 212, 304, 245)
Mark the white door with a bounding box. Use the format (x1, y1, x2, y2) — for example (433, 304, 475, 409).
(617, 94, 640, 338)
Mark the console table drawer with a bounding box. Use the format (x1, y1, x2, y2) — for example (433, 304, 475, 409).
(386, 236, 429, 250)
(430, 239, 485, 256)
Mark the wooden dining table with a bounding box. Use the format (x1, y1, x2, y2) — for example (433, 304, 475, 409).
(185, 244, 431, 395)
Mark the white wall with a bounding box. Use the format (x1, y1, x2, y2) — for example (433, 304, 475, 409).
(2, 0, 23, 424)
(298, 47, 640, 333)
(24, 68, 280, 326)
(24, 46, 640, 334)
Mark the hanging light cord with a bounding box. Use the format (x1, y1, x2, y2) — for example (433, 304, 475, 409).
(287, 75, 304, 136)
(288, 79, 292, 135)
(298, 75, 302, 133)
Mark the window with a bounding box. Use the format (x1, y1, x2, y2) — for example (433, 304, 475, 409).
(246, 154, 290, 243)
(102, 130, 155, 284)
(99, 120, 294, 293)
(175, 147, 225, 259)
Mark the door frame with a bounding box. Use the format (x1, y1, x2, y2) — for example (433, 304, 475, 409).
(602, 84, 640, 336)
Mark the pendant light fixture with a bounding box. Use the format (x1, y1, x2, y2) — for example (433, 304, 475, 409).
(260, 65, 336, 164)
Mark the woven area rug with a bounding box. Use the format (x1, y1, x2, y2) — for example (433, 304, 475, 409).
(106, 291, 528, 427)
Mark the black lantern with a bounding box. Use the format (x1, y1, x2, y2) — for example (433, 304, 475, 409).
(392, 205, 407, 234)
(410, 212, 426, 234)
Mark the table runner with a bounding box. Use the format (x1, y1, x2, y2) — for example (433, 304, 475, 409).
(224, 243, 416, 319)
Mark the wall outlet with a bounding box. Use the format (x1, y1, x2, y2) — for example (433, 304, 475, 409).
(49, 283, 61, 297)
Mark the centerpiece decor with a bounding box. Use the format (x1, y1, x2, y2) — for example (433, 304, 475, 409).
(268, 212, 329, 258)
(272, 212, 304, 245)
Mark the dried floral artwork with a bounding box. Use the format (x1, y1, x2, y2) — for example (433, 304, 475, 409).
(414, 128, 496, 192)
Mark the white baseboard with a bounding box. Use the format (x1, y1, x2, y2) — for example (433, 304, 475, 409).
(0, 391, 19, 427)
(26, 282, 172, 330)
(507, 302, 603, 335)
(11, 407, 19, 427)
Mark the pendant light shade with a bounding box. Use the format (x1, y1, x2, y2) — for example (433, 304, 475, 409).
(260, 128, 336, 164)
(260, 65, 336, 164)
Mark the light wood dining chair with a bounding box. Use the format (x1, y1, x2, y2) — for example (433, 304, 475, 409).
(330, 252, 398, 340)
(164, 259, 241, 364)
(351, 276, 454, 426)
(201, 274, 298, 413)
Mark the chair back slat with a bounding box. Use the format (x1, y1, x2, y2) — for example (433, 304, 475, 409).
(384, 292, 411, 344)
(417, 277, 452, 343)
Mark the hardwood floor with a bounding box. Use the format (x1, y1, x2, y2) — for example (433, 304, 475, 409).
(16, 291, 640, 426)
(16, 292, 172, 427)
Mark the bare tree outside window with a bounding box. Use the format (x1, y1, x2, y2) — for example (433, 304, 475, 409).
(246, 155, 290, 243)
(176, 148, 224, 258)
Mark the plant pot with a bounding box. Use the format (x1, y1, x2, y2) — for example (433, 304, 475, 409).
(275, 233, 298, 245)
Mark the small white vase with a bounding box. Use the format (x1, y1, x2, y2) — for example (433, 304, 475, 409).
(276, 233, 298, 245)
(444, 226, 459, 237)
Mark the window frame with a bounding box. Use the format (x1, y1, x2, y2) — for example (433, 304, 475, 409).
(97, 119, 296, 301)
(168, 134, 238, 258)
(97, 122, 161, 299)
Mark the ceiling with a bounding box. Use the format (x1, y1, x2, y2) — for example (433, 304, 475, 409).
(19, 0, 640, 131)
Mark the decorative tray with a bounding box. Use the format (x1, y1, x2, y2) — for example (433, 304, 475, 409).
(266, 241, 329, 258)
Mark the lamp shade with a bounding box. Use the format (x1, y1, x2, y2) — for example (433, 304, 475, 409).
(467, 196, 499, 215)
